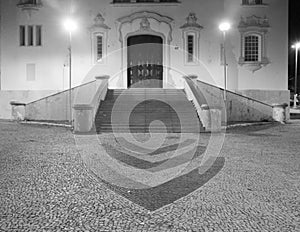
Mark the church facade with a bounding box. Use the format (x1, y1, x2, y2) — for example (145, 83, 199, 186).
(0, 0, 289, 119)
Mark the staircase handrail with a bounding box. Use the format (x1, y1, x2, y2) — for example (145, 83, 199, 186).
(25, 80, 96, 106)
(183, 76, 206, 126)
(195, 79, 272, 107)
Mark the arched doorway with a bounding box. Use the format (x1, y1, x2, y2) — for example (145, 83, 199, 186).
(127, 35, 163, 88)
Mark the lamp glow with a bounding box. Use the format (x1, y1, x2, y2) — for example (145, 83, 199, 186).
(219, 22, 231, 32)
(63, 18, 77, 32)
(292, 42, 300, 49)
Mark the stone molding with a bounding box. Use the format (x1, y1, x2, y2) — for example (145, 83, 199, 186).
(89, 13, 111, 32)
(116, 11, 173, 43)
(180, 13, 203, 31)
(238, 15, 270, 72)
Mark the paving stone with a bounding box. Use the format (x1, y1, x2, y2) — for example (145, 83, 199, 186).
(0, 121, 299, 231)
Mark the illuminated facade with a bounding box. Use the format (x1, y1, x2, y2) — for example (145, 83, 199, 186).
(0, 0, 289, 118)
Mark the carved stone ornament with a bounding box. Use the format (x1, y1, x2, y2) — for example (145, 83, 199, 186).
(180, 13, 203, 30)
(238, 15, 269, 30)
(17, 0, 42, 17)
(117, 11, 174, 43)
(140, 17, 151, 31)
(238, 15, 270, 72)
(90, 13, 111, 31)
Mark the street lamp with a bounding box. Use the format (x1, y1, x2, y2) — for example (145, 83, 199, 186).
(219, 22, 231, 102)
(292, 42, 300, 108)
(63, 18, 77, 123)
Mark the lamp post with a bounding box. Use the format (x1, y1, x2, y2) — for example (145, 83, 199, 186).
(219, 22, 231, 102)
(292, 42, 300, 108)
(63, 18, 77, 123)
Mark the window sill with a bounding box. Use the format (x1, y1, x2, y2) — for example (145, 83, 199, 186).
(111, 2, 181, 7)
(184, 61, 199, 66)
(241, 4, 268, 8)
(19, 45, 43, 48)
(239, 60, 269, 73)
(17, 3, 43, 10)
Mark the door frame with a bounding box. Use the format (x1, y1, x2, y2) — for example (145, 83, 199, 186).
(124, 31, 167, 88)
(127, 34, 163, 88)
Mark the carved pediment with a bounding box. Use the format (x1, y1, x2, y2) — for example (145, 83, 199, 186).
(89, 13, 111, 31)
(238, 15, 270, 29)
(140, 17, 150, 31)
(117, 11, 174, 43)
(180, 13, 203, 30)
(17, 0, 42, 17)
(17, 0, 43, 9)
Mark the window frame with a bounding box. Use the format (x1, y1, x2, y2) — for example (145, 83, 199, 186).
(243, 34, 261, 62)
(238, 31, 269, 72)
(238, 15, 270, 72)
(27, 25, 34, 46)
(241, 0, 268, 7)
(111, 0, 181, 6)
(182, 30, 200, 66)
(19, 25, 26, 46)
(92, 32, 107, 65)
(89, 13, 110, 65)
(35, 25, 42, 46)
(19, 25, 43, 47)
(112, 0, 180, 3)
(187, 33, 195, 63)
(180, 13, 202, 66)
(95, 33, 104, 63)
(242, 0, 262, 5)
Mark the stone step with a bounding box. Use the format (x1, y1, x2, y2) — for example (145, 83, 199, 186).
(95, 88, 203, 133)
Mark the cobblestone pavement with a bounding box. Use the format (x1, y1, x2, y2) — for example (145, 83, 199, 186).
(0, 120, 299, 231)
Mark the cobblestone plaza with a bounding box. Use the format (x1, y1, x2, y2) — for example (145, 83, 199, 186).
(0, 121, 299, 231)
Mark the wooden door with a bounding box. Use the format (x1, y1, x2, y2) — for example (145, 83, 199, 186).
(127, 35, 163, 88)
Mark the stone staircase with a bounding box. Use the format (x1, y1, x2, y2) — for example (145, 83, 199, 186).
(95, 89, 203, 133)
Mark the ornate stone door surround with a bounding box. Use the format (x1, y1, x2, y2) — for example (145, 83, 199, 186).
(116, 11, 173, 88)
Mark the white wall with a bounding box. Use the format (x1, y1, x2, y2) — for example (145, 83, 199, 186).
(0, 90, 57, 119)
(224, 0, 288, 91)
(0, 0, 288, 92)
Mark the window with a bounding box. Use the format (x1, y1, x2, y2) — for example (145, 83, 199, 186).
(89, 13, 110, 64)
(96, 35, 103, 62)
(21, 0, 38, 4)
(238, 15, 270, 72)
(19, 26, 26, 46)
(19, 25, 42, 46)
(242, 0, 263, 5)
(113, 0, 179, 3)
(244, 35, 259, 62)
(17, 0, 42, 5)
(28, 25, 34, 46)
(36, 25, 42, 46)
(187, 35, 194, 62)
(180, 13, 202, 65)
(92, 32, 106, 64)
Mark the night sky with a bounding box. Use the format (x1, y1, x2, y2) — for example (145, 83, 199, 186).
(289, 0, 300, 92)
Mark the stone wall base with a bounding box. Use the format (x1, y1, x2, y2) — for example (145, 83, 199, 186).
(0, 90, 58, 119)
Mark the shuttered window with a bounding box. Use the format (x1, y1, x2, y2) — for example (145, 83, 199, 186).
(96, 35, 103, 61)
(36, 25, 42, 46)
(19, 26, 26, 46)
(28, 25, 34, 46)
(187, 35, 194, 62)
(18, 25, 42, 46)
